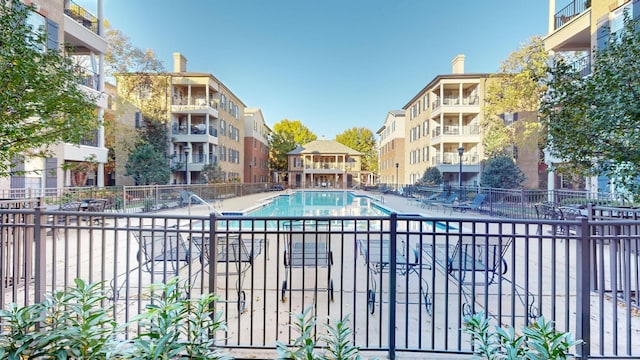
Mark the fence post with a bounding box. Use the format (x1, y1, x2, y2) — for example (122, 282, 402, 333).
(33, 198, 47, 304)
(123, 185, 128, 213)
(208, 211, 218, 296)
(388, 212, 397, 360)
(575, 216, 590, 359)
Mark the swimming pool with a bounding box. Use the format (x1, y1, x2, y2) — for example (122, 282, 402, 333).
(244, 191, 390, 217)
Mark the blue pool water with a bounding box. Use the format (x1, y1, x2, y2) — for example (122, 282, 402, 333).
(245, 191, 390, 217)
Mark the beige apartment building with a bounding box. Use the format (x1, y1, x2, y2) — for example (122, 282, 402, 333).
(402, 55, 489, 187)
(544, 0, 627, 193)
(169, 53, 246, 184)
(116, 53, 247, 185)
(377, 110, 406, 189)
(2, 0, 108, 194)
(243, 108, 271, 183)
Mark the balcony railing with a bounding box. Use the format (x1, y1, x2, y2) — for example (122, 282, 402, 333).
(172, 97, 218, 109)
(75, 65, 99, 91)
(571, 53, 591, 77)
(463, 124, 480, 135)
(79, 130, 98, 147)
(64, 0, 98, 34)
(554, 0, 590, 30)
(432, 127, 441, 137)
(443, 125, 459, 135)
(441, 152, 480, 165)
(304, 163, 346, 171)
(172, 124, 217, 137)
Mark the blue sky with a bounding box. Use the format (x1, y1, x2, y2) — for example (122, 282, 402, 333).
(87, 1, 550, 139)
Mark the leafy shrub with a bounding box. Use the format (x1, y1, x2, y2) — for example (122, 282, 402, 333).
(0, 279, 119, 359)
(123, 279, 229, 359)
(480, 155, 525, 189)
(420, 167, 443, 186)
(143, 196, 155, 212)
(276, 306, 363, 360)
(0, 279, 229, 360)
(463, 312, 582, 359)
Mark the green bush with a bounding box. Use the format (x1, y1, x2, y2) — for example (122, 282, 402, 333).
(123, 279, 229, 359)
(0, 279, 229, 359)
(0, 279, 119, 359)
(276, 306, 363, 360)
(463, 312, 582, 359)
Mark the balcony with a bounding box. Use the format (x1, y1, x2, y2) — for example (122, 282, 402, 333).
(171, 97, 219, 117)
(440, 152, 480, 165)
(64, 0, 98, 34)
(571, 53, 591, 77)
(303, 162, 347, 172)
(554, 0, 590, 30)
(544, 0, 591, 52)
(63, 1, 106, 55)
(172, 124, 218, 144)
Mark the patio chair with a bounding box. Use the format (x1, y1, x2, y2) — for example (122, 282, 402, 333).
(444, 193, 486, 214)
(109, 227, 191, 302)
(421, 235, 538, 320)
(191, 232, 264, 312)
(134, 227, 190, 276)
(431, 194, 458, 211)
(281, 220, 333, 303)
(49, 201, 83, 235)
(419, 192, 446, 209)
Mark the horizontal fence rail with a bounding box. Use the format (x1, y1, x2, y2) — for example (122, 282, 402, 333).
(0, 199, 639, 358)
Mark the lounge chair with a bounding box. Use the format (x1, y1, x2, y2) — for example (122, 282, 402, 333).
(431, 194, 458, 211)
(420, 193, 447, 209)
(446, 193, 487, 213)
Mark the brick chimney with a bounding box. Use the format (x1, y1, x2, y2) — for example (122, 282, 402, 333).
(451, 54, 465, 74)
(173, 52, 187, 72)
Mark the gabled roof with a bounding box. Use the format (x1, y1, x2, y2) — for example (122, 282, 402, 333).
(287, 139, 363, 156)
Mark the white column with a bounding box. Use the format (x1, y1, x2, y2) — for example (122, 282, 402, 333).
(548, 0, 556, 34)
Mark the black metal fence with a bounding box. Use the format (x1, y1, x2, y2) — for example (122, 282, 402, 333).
(1, 197, 639, 359)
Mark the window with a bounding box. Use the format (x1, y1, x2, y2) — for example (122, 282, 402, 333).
(423, 121, 429, 136)
(220, 120, 226, 136)
(220, 94, 227, 111)
(423, 147, 429, 162)
(423, 94, 429, 110)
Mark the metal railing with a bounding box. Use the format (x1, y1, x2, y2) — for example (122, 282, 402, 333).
(571, 53, 591, 77)
(554, 0, 590, 30)
(64, 0, 98, 34)
(1, 201, 639, 359)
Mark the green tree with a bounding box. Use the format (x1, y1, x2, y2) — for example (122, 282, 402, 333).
(125, 143, 170, 185)
(480, 155, 525, 189)
(273, 119, 317, 146)
(269, 119, 316, 172)
(201, 163, 225, 184)
(335, 127, 378, 172)
(105, 28, 164, 79)
(269, 132, 296, 172)
(482, 36, 548, 158)
(0, 2, 98, 176)
(420, 167, 443, 186)
(105, 27, 166, 185)
(541, 13, 640, 197)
